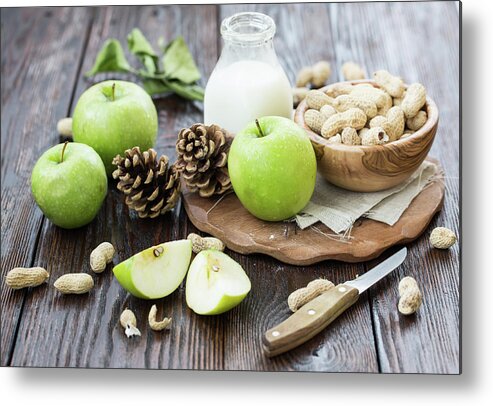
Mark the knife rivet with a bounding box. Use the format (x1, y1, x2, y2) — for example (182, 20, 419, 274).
(307, 309, 316, 315)
(272, 331, 280, 337)
(338, 287, 347, 293)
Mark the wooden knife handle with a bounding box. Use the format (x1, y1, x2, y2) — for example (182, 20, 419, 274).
(262, 284, 359, 357)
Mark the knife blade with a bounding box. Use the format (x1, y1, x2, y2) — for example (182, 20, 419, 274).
(262, 247, 407, 357)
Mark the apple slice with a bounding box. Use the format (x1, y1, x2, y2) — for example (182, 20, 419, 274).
(113, 240, 192, 299)
(185, 250, 251, 315)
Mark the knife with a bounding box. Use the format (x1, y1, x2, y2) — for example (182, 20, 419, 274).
(262, 247, 407, 357)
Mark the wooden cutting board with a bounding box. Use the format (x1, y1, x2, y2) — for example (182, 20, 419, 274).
(182, 159, 444, 265)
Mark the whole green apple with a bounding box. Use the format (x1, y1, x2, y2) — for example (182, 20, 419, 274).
(228, 116, 317, 221)
(72, 80, 158, 175)
(31, 142, 107, 229)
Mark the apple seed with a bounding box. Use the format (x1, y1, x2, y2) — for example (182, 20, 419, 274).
(153, 246, 164, 257)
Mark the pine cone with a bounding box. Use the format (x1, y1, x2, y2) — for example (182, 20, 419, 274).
(175, 124, 232, 198)
(112, 147, 180, 219)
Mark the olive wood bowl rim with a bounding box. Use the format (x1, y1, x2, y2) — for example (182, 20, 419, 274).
(294, 79, 439, 152)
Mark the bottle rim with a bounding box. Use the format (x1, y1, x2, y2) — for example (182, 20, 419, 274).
(220, 12, 276, 45)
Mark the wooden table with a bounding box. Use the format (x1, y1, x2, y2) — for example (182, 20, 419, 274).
(1, 2, 460, 372)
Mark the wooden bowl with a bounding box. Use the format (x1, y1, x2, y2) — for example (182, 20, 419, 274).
(294, 80, 439, 192)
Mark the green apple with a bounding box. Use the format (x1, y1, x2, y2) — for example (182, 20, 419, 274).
(72, 80, 158, 175)
(185, 250, 251, 315)
(228, 116, 317, 221)
(113, 240, 192, 299)
(31, 142, 107, 229)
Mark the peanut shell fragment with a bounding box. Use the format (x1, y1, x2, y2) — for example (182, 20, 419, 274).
(361, 127, 389, 146)
(148, 304, 172, 331)
(120, 308, 141, 338)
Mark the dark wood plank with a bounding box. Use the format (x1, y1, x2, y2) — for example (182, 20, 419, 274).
(0, 6, 94, 366)
(218, 3, 379, 372)
(328, 1, 460, 373)
(9, 5, 221, 369)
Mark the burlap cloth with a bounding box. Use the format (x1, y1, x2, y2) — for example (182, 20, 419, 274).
(295, 161, 438, 235)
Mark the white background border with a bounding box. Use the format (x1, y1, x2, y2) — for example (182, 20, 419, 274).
(1, 0, 491, 404)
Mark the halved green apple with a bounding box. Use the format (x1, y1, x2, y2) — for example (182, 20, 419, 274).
(113, 239, 192, 299)
(185, 250, 251, 315)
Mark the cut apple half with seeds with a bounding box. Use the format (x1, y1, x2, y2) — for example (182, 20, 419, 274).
(113, 239, 192, 299)
(185, 250, 251, 315)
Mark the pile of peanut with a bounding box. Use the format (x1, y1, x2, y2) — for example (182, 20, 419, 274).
(303, 70, 428, 146)
(293, 60, 366, 107)
(292, 61, 332, 106)
(5, 241, 116, 294)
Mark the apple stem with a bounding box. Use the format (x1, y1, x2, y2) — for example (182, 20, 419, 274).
(60, 141, 69, 163)
(255, 119, 265, 138)
(111, 83, 116, 101)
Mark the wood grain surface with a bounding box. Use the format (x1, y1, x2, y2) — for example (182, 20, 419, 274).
(0, 2, 460, 373)
(182, 159, 445, 264)
(0, 7, 94, 366)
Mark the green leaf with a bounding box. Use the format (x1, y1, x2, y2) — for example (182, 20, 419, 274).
(142, 79, 172, 96)
(85, 31, 204, 102)
(138, 69, 166, 80)
(166, 80, 204, 101)
(85, 39, 133, 77)
(127, 28, 158, 58)
(127, 28, 159, 74)
(162, 36, 201, 84)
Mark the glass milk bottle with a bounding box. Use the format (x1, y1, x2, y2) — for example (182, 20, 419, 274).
(204, 12, 293, 134)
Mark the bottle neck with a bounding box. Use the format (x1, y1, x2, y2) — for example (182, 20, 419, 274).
(220, 12, 276, 58)
(221, 37, 278, 65)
